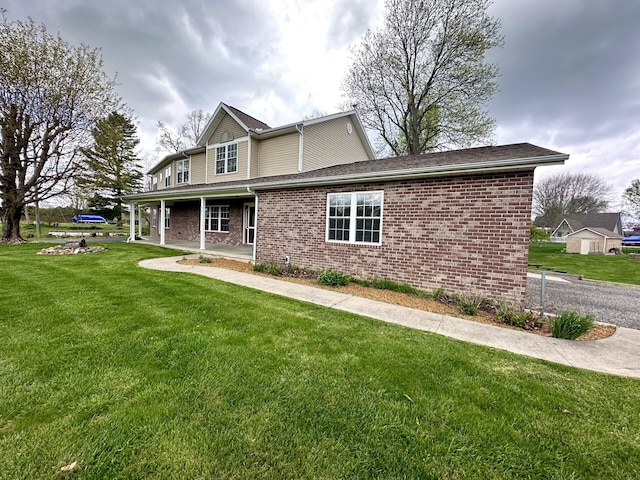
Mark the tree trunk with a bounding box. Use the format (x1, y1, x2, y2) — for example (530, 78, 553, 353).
(1, 203, 25, 243)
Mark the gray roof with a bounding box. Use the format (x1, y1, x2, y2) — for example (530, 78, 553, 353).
(224, 103, 270, 130)
(561, 213, 622, 232)
(127, 143, 567, 201)
(567, 227, 622, 238)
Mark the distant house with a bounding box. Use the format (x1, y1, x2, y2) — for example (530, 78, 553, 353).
(566, 227, 622, 254)
(549, 213, 623, 242)
(124, 102, 568, 304)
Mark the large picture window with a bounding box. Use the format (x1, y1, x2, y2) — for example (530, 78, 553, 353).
(204, 205, 229, 232)
(215, 143, 238, 174)
(326, 191, 383, 244)
(177, 159, 189, 184)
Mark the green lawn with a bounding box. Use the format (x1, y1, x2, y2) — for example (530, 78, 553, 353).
(529, 242, 640, 285)
(1, 243, 639, 479)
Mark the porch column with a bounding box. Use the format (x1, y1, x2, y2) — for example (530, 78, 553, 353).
(137, 205, 142, 238)
(252, 193, 258, 264)
(199, 197, 206, 250)
(160, 200, 166, 245)
(129, 202, 136, 241)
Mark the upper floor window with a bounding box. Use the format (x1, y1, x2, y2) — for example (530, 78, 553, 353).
(164, 166, 172, 187)
(216, 143, 237, 174)
(177, 159, 190, 184)
(326, 191, 383, 245)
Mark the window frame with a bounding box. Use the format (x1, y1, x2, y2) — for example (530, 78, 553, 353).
(204, 204, 230, 233)
(326, 190, 384, 245)
(176, 159, 190, 184)
(215, 143, 238, 175)
(164, 166, 172, 187)
(164, 207, 170, 229)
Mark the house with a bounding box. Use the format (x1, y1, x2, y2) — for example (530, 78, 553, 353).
(566, 227, 622, 254)
(549, 213, 623, 242)
(124, 103, 568, 304)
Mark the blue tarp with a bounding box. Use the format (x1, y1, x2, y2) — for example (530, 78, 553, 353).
(72, 215, 107, 223)
(622, 236, 640, 243)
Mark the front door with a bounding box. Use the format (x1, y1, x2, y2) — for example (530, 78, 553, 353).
(243, 203, 255, 245)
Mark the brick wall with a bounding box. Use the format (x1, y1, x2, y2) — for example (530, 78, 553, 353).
(154, 200, 247, 245)
(255, 172, 534, 304)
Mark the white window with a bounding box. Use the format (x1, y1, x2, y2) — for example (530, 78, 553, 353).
(164, 166, 172, 187)
(164, 207, 170, 229)
(326, 191, 383, 244)
(204, 205, 229, 232)
(216, 143, 238, 174)
(152, 175, 158, 191)
(177, 159, 189, 184)
(151, 209, 157, 228)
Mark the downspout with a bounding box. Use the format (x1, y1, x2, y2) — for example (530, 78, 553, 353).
(247, 130, 252, 179)
(296, 123, 303, 172)
(247, 186, 257, 264)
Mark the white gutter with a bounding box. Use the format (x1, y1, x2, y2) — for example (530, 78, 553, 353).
(247, 131, 252, 179)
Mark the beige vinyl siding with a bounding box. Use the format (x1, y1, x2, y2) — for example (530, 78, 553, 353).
(566, 230, 622, 253)
(206, 139, 249, 183)
(248, 136, 259, 178)
(303, 117, 371, 172)
(189, 151, 206, 184)
(256, 133, 300, 177)
(205, 112, 247, 145)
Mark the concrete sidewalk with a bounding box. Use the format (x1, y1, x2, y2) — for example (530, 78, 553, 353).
(139, 256, 640, 379)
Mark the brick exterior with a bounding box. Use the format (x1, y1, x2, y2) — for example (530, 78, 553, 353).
(149, 199, 248, 245)
(255, 172, 534, 304)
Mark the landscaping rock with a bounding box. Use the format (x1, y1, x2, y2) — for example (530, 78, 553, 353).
(38, 244, 105, 255)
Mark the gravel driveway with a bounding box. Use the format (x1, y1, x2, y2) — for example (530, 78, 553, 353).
(526, 274, 640, 329)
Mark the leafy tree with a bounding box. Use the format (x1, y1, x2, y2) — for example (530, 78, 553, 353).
(79, 112, 143, 224)
(342, 0, 503, 156)
(156, 109, 211, 153)
(533, 172, 613, 227)
(623, 179, 640, 220)
(530, 224, 550, 246)
(0, 12, 119, 243)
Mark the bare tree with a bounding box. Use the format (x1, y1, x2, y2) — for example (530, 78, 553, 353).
(533, 172, 614, 227)
(156, 109, 212, 153)
(342, 0, 503, 156)
(0, 12, 120, 242)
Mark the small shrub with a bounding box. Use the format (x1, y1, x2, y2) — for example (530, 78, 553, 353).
(198, 255, 212, 264)
(496, 303, 543, 330)
(457, 292, 485, 316)
(318, 269, 351, 286)
(552, 311, 595, 339)
(252, 262, 283, 276)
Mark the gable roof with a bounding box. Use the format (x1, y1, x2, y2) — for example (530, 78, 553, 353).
(552, 213, 622, 235)
(128, 143, 568, 202)
(148, 102, 376, 174)
(567, 227, 622, 239)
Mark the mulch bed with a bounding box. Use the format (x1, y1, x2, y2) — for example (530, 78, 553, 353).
(178, 258, 616, 341)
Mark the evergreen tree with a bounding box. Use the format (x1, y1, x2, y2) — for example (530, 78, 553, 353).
(79, 112, 143, 224)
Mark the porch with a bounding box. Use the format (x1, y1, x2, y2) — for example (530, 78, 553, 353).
(133, 237, 253, 261)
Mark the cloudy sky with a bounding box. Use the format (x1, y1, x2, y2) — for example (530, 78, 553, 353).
(4, 0, 639, 208)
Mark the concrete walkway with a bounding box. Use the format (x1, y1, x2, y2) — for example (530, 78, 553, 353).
(139, 256, 640, 379)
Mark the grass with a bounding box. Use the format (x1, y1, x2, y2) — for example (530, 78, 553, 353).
(529, 242, 640, 285)
(1, 242, 639, 478)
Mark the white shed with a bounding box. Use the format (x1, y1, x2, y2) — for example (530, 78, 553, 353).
(565, 227, 623, 254)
